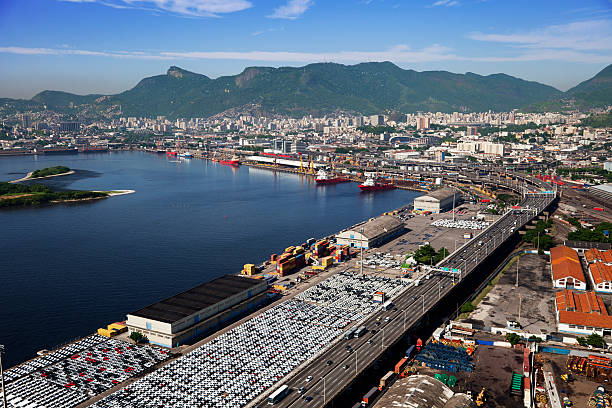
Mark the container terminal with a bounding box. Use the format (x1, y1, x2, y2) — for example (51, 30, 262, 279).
(0, 166, 557, 408)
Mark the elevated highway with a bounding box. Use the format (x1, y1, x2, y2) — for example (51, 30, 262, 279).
(258, 171, 555, 408)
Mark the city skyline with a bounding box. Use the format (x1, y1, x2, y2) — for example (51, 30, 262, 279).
(0, 0, 611, 98)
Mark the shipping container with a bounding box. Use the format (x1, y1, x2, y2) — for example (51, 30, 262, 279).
(594, 207, 604, 211)
(394, 358, 408, 374)
(405, 345, 415, 358)
(378, 371, 395, 390)
(362, 387, 379, 404)
(351, 403, 362, 408)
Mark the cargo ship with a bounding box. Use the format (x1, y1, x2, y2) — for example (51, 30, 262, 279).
(219, 155, 240, 166)
(358, 177, 396, 192)
(37, 147, 78, 155)
(78, 145, 109, 153)
(315, 169, 350, 185)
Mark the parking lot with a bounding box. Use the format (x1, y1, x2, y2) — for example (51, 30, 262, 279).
(90, 271, 410, 407)
(2, 334, 170, 408)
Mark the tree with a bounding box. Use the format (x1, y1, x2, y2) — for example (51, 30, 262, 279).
(586, 333, 607, 349)
(129, 331, 145, 343)
(505, 333, 521, 346)
(460, 302, 475, 313)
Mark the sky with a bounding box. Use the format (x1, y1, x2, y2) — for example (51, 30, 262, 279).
(0, 0, 611, 98)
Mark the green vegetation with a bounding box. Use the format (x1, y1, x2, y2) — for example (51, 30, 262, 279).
(334, 147, 368, 154)
(356, 125, 399, 135)
(460, 302, 475, 313)
(129, 331, 145, 343)
(576, 333, 607, 349)
(29, 166, 70, 178)
(527, 335, 543, 343)
(0, 182, 108, 208)
(413, 244, 449, 265)
(556, 167, 612, 183)
(581, 112, 612, 128)
(505, 333, 521, 346)
(568, 222, 612, 244)
(23, 62, 562, 118)
(523, 219, 554, 253)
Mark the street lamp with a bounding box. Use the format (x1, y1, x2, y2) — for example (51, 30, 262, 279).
(321, 376, 326, 404)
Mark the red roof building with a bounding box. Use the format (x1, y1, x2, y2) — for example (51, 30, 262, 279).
(550, 246, 587, 290)
(555, 289, 612, 337)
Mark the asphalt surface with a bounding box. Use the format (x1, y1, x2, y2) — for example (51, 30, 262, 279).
(259, 175, 553, 408)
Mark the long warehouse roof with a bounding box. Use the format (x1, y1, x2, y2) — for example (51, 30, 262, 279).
(129, 275, 264, 324)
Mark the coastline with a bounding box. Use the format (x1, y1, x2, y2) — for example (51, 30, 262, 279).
(9, 169, 75, 184)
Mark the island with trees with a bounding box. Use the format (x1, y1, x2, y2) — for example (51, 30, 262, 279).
(0, 182, 110, 208)
(29, 165, 71, 179)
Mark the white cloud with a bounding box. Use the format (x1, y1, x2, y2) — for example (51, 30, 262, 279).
(1, 42, 609, 64)
(59, 0, 253, 16)
(268, 0, 313, 20)
(429, 0, 460, 7)
(468, 19, 612, 51)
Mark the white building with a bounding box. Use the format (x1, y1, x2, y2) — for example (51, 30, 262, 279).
(550, 246, 587, 290)
(413, 188, 460, 213)
(335, 215, 405, 249)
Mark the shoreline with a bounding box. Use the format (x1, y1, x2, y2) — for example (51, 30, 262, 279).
(9, 169, 75, 184)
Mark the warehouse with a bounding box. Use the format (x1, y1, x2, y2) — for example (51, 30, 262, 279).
(550, 245, 587, 290)
(126, 275, 267, 348)
(335, 215, 405, 249)
(413, 188, 460, 213)
(555, 289, 612, 337)
(589, 183, 612, 202)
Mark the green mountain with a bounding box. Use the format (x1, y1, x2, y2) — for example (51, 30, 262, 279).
(567, 64, 612, 108)
(105, 63, 562, 117)
(13, 61, 609, 118)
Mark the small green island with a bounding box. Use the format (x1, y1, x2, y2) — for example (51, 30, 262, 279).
(29, 165, 71, 179)
(0, 182, 109, 208)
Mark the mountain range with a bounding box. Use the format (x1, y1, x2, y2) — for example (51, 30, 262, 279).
(4, 62, 612, 118)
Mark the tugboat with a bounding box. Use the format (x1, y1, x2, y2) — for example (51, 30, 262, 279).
(315, 169, 351, 185)
(358, 177, 396, 192)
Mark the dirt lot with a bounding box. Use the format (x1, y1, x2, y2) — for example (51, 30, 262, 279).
(468, 253, 557, 335)
(412, 344, 524, 407)
(543, 352, 608, 408)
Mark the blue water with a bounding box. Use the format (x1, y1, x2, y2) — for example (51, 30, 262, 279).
(0, 151, 421, 367)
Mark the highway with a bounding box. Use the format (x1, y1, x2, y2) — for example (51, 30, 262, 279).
(255, 170, 554, 408)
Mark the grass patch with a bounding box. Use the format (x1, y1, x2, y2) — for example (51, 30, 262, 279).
(458, 255, 520, 319)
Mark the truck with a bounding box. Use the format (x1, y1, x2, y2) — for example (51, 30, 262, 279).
(362, 387, 379, 405)
(344, 327, 356, 340)
(382, 300, 393, 311)
(354, 326, 367, 338)
(268, 385, 289, 405)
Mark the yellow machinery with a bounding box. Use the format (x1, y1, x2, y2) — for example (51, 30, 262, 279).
(475, 388, 486, 407)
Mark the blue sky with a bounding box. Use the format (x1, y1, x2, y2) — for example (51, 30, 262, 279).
(0, 0, 611, 98)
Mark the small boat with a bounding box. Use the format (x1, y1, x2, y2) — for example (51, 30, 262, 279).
(358, 177, 396, 192)
(180, 152, 193, 158)
(315, 169, 351, 185)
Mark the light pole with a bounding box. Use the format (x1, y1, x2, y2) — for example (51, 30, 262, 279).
(403, 310, 407, 332)
(321, 376, 326, 404)
(355, 349, 358, 375)
(422, 294, 425, 314)
(360, 227, 364, 275)
(0, 345, 6, 408)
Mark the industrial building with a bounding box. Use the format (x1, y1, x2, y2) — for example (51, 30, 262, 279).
(413, 188, 460, 214)
(589, 183, 612, 203)
(374, 374, 475, 408)
(555, 289, 612, 337)
(550, 245, 587, 290)
(126, 275, 267, 348)
(335, 215, 405, 249)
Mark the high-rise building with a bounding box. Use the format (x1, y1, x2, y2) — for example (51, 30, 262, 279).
(370, 115, 385, 126)
(59, 122, 80, 132)
(416, 117, 430, 130)
(21, 114, 31, 128)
